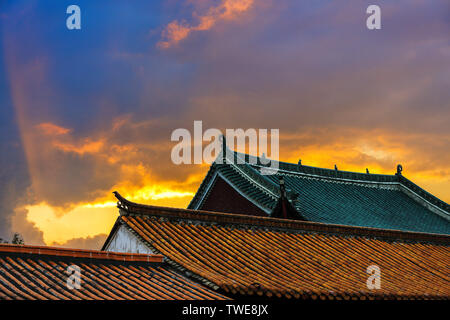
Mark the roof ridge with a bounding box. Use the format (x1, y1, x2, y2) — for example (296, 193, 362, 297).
(222, 148, 280, 194)
(238, 151, 397, 178)
(236, 151, 449, 212)
(398, 175, 450, 214)
(187, 162, 218, 209)
(0, 243, 163, 262)
(113, 192, 450, 245)
(188, 151, 281, 210)
(227, 160, 280, 196)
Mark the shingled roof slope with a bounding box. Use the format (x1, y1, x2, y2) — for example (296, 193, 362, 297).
(105, 193, 450, 300)
(188, 150, 450, 234)
(0, 244, 228, 300)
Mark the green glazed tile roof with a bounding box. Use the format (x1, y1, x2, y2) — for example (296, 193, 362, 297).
(188, 151, 450, 235)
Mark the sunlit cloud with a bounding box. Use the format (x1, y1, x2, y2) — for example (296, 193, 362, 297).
(358, 144, 393, 162)
(158, 0, 255, 48)
(25, 203, 116, 245)
(53, 139, 105, 155)
(124, 187, 194, 201)
(36, 122, 71, 136)
(82, 202, 117, 208)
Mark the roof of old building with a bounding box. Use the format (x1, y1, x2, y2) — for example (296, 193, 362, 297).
(188, 148, 450, 234)
(104, 193, 450, 300)
(0, 244, 228, 300)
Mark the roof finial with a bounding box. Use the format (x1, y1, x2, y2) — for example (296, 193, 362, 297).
(366, 168, 369, 174)
(396, 164, 403, 176)
(259, 152, 267, 166)
(334, 164, 338, 171)
(298, 159, 302, 166)
(221, 134, 227, 162)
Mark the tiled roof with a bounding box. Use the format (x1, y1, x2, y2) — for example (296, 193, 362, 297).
(188, 150, 450, 234)
(0, 244, 228, 300)
(108, 194, 450, 300)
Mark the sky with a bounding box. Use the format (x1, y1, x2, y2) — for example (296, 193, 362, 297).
(0, 0, 449, 249)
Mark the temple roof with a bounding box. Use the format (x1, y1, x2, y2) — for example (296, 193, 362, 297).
(104, 193, 450, 300)
(0, 244, 228, 300)
(188, 150, 450, 234)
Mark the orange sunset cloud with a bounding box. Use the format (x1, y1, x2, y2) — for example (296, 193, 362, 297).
(158, 0, 255, 48)
(36, 122, 72, 136)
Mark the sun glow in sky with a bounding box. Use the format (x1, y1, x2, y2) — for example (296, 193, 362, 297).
(24, 186, 194, 245)
(1, 0, 449, 248)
